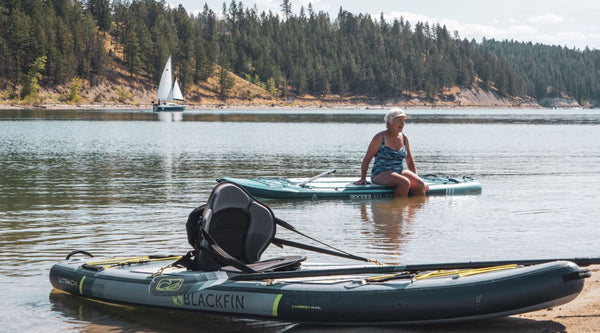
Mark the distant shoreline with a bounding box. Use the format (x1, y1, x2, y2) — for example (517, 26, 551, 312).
(1, 101, 594, 111)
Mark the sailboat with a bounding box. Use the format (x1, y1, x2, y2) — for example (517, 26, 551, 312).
(152, 55, 185, 112)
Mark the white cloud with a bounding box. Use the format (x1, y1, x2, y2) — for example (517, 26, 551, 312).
(556, 32, 585, 40)
(507, 25, 538, 35)
(254, 0, 278, 10)
(383, 12, 539, 43)
(385, 11, 432, 25)
(527, 14, 564, 24)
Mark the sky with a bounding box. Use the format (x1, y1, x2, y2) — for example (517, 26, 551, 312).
(167, 0, 600, 50)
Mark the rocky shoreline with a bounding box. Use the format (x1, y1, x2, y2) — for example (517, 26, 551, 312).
(1, 86, 594, 110)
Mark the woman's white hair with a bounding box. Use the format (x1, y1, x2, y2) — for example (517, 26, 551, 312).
(384, 108, 409, 128)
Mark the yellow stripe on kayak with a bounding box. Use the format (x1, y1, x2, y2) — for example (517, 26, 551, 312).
(84, 256, 182, 269)
(79, 276, 86, 294)
(415, 264, 518, 280)
(272, 294, 283, 317)
(85, 256, 151, 265)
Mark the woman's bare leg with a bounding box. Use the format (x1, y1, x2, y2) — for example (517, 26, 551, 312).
(401, 170, 429, 196)
(373, 171, 411, 197)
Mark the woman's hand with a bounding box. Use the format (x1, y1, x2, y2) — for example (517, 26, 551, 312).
(354, 179, 369, 185)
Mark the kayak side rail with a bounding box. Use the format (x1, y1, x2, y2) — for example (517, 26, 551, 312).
(230, 257, 600, 281)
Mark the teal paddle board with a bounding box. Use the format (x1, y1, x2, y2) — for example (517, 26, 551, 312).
(218, 174, 482, 199)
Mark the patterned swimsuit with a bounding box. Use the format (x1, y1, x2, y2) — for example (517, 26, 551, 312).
(371, 132, 407, 180)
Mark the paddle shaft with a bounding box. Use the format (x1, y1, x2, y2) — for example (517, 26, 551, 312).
(230, 257, 600, 281)
(298, 169, 336, 187)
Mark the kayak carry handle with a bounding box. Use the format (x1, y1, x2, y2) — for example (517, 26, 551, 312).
(66, 250, 94, 260)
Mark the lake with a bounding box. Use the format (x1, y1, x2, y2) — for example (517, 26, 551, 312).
(1, 108, 599, 332)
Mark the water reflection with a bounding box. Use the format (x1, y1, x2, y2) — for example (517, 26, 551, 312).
(359, 197, 428, 258)
(2, 108, 599, 124)
(156, 111, 183, 122)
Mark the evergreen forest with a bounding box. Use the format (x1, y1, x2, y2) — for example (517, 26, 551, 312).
(1, 0, 600, 105)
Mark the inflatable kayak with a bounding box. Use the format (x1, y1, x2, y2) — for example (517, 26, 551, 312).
(50, 256, 589, 325)
(218, 173, 482, 199)
(49, 181, 592, 325)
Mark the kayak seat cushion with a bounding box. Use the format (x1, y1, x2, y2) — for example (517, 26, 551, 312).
(192, 181, 277, 271)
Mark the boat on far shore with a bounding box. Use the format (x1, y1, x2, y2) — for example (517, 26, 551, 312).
(152, 55, 185, 112)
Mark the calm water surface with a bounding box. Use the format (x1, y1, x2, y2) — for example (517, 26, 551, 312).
(1, 108, 599, 332)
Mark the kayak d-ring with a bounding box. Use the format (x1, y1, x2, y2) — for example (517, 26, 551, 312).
(66, 250, 94, 260)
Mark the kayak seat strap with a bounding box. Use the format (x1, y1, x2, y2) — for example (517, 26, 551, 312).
(194, 228, 307, 273)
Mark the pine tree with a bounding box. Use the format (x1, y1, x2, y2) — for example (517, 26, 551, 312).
(20, 55, 46, 102)
(86, 0, 112, 32)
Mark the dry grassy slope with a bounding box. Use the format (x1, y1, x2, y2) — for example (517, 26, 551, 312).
(34, 31, 275, 107)
(186, 67, 277, 106)
(106, 30, 277, 106)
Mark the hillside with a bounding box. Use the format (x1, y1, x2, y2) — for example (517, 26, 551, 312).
(0, 0, 594, 109)
(0, 38, 554, 110)
(3, 40, 544, 110)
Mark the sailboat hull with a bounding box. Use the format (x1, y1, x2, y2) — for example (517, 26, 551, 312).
(153, 102, 185, 112)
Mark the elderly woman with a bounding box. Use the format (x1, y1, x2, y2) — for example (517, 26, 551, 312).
(354, 108, 429, 197)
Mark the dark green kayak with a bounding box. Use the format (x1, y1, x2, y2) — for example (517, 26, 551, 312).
(218, 174, 482, 199)
(49, 256, 589, 325)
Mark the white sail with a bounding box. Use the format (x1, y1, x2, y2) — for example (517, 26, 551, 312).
(153, 54, 185, 111)
(172, 79, 184, 101)
(157, 56, 172, 101)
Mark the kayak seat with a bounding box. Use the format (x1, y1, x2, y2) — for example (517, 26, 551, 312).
(188, 181, 304, 272)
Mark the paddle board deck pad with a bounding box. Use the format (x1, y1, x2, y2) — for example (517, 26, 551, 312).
(50, 256, 588, 325)
(218, 175, 482, 199)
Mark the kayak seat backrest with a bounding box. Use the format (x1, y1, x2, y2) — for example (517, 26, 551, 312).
(192, 181, 276, 271)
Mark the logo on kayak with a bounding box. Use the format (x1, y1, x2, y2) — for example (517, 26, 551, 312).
(174, 292, 245, 310)
(155, 278, 184, 292)
(172, 295, 183, 306)
(349, 193, 392, 199)
(57, 277, 79, 287)
(291, 304, 322, 311)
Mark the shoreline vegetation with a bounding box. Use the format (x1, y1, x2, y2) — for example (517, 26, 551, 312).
(0, 58, 589, 111)
(0, 79, 589, 111)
